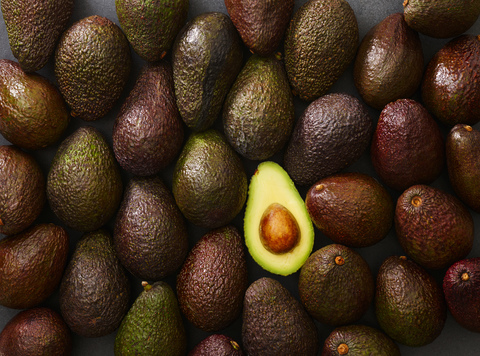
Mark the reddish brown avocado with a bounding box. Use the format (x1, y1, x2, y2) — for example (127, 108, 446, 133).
(189, 334, 245, 356)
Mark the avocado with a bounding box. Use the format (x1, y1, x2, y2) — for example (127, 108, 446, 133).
(112, 61, 184, 176)
(403, 0, 480, 39)
(0, 223, 69, 309)
(172, 129, 247, 229)
(243, 161, 314, 276)
(115, 281, 187, 356)
(113, 175, 189, 281)
(0, 307, 72, 356)
(1, 0, 74, 72)
(306, 172, 393, 248)
(242, 277, 319, 356)
(222, 54, 295, 161)
(298, 244, 375, 326)
(47, 126, 123, 232)
(177, 225, 248, 332)
(59, 229, 130, 338)
(395, 184, 474, 270)
(371, 98, 444, 191)
(283, 92, 372, 186)
(189, 334, 244, 356)
(54, 15, 132, 121)
(284, 0, 358, 101)
(322, 324, 400, 356)
(225, 0, 294, 55)
(0, 59, 70, 150)
(443, 257, 480, 333)
(353, 12, 424, 110)
(115, 0, 189, 62)
(446, 124, 480, 213)
(376, 256, 446, 347)
(0, 145, 45, 236)
(421, 34, 480, 126)
(172, 12, 244, 131)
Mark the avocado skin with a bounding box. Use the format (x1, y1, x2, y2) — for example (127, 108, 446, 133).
(113, 61, 184, 176)
(0, 307, 72, 356)
(189, 334, 245, 356)
(353, 12, 423, 110)
(114, 281, 186, 356)
(0, 145, 45, 236)
(395, 184, 474, 270)
(55, 15, 132, 121)
(225, 0, 294, 55)
(322, 325, 400, 356)
(1, 0, 74, 72)
(59, 229, 130, 338)
(443, 257, 480, 333)
(446, 124, 480, 213)
(421, 34, 480, 126)
(223, 54, 295, 160)
(0, 59, 70, 150)
(375, 256, 446, 347)
(298, 244, 374, 326)
(242, 277, 319, 356)
(283, 92, 372, 186)
(371, 98, 444, 191)
(0, 223, 69, 309)
(172, 129, 247, 229)
(284, 0, 358, 101)
(306, 172, 393, 248)
(172, 12, 244, 131)
(47, 126, 123, 232)
(177, 225, 248, 332)
(115, 0, 189, 62)
(403, 0, 480, 39)
(113, 176, 188, 281)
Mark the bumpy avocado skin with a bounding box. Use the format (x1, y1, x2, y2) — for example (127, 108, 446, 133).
(1, 0, 74, 72)
(284, 0, 358, 101)
(189, 334, 245, 356)
(115, 0, 189, 62)
(223, 54, 295, 160)
(172, 12, 244, 131)
(47, 126, 123, 232)
(421, 34, 480, 126)
(54, 15, 132, 121)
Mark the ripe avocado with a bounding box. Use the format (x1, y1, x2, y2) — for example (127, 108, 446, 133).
(222, 54, 295, 161)
(375, 256, 447, 347)
(244, 161, 314, 276)
(189, 334, 244, 356)
(59, 229, 130, 338)
(284, 0, 358, 101)
(176, 225, 248, 332)
(54, 15, 131, 121)
(0, 59, 70, 150)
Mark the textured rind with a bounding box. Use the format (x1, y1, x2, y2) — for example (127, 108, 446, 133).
(0, 59, 70, 150)
(59, 229, 130, 338)
(0, 224, 69, 309)
(189, 334, 245, 356)
(0, 145, 45, 236)
(114, 281, 186, 356)
(113, 176, 188, 281)
(1, 0, 74, 72)
(284, 0, 358, 101)
(176, 225, 248, 332)
(112, 61, 184, 176)
(115, 0, 189, 62)
(0, 307, 72, 356)
(375, 256, 447, 347)
(46, 126, 123, 232)
(54, 15, 132, 121)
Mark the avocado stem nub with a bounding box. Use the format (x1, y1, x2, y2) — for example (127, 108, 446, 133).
(465, 125, 473, 132)
(337, 343, 349, 355)
(403, 0, 409, 7)
(315, 184, 325, 191)
(411, 196, 422, 207)
(335, 256, 345, 266)
(230, 340, 240, 350)
(400, 256, 407, 261)
(462, 272, 470, 281)
(0, 217, 3, 226)
(141, 281, 152, 291)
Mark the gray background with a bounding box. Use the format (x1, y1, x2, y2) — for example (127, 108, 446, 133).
(1, 0, 480, 354)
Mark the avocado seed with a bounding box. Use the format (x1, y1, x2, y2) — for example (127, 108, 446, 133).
(259, 203, 300, 254)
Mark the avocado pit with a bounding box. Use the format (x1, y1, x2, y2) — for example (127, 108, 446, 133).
(259, 203, 300, 254)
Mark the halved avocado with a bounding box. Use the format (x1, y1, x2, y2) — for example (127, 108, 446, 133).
(244, 161, 315, 276)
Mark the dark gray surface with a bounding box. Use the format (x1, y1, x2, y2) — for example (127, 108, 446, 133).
(1, 0, 480, 355)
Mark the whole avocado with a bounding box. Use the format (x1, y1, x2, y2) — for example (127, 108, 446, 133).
(189, 334, 245, 356)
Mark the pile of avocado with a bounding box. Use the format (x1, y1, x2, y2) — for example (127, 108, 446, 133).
(1, 0, 480, 355)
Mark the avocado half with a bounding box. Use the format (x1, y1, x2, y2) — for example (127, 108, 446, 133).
(244, 161, 314, 276)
